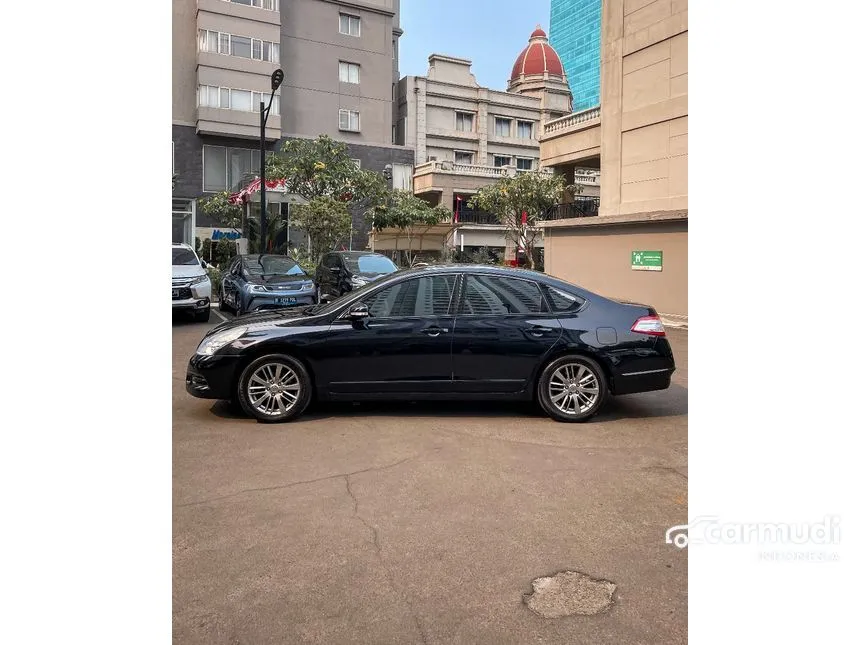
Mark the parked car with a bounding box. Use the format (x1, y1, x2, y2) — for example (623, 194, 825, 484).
(188, 264, 675, 424)
(172, 243, 211, 322)
(315, 251, 399, 302)
(218, 254, 316, 316)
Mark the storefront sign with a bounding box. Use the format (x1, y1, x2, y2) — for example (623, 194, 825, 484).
(632, 250, 663, 271)
(212, 230, 241, 241)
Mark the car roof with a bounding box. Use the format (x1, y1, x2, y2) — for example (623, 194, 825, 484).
(330, 251, 385, 257)
(172, 243, 193, 250)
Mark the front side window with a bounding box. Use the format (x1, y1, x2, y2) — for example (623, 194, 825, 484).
(360, 275, 457, 318)
(460, 275, 545, 315)
(495, 118, 511, 137)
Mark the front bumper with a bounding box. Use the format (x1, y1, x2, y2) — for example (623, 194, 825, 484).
(245, 291, 315, 312)
(185, 353, 244, 400)
(173, 281, 212, 310)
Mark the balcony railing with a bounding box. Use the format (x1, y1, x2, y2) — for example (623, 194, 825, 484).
(544, 197, 600, 220)
(414, 160, 555, 179)
(543, 106, 601, 136)
(455, 208, 499, 225)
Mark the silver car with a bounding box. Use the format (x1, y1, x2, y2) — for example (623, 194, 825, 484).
(172, 243, 211, 322)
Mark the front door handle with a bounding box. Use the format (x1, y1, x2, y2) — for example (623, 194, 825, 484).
(421, 326, 450, 337)
(528, 325, 555, 337)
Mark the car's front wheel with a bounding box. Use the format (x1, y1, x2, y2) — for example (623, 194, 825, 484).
(237, 354, 312, 423)
(193, 306, 210, 323)
(537, 355, 607, 422)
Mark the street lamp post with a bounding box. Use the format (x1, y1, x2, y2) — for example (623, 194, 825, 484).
(259, 68, 284, 254)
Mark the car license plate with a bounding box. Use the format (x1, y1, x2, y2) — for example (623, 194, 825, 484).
(172, 289, 180, 299)
(275, 297, 297, 305)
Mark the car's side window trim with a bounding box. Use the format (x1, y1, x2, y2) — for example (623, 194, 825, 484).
(455, 273, 551, 317)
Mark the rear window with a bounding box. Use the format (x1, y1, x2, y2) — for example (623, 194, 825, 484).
(543, 286, 586, 313)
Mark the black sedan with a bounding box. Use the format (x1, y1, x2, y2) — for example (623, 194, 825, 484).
(187, 265, 675, 423)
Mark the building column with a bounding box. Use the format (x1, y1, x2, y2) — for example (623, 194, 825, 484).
(477, 88, 488, 165)
(599, 0, 624, 216)
(415, 78, 427, 164)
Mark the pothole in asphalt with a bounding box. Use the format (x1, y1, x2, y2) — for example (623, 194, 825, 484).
(524, 570, 616, 618)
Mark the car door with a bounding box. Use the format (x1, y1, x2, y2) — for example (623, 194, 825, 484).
(451, 273, 562, 393)
(316, 254, 332, 298)
(221, 257, 240, 305)
(317, 273, 459, 394)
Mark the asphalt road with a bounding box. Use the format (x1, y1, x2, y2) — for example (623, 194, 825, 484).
(173, 310, 688, 644)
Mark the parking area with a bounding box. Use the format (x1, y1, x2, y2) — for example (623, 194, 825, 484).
(173, 312, 688, 644)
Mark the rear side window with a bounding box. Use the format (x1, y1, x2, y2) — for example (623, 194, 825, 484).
(543, 286, 586, 313)
(459, 275, 545, 315)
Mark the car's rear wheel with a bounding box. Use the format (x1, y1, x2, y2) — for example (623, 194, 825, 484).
(237, 354, 312, 423)
(218, 287, 230, 313)
(537, 355, 607, 422)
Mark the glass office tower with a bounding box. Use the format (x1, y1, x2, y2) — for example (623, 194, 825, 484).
(549, 0, 602, 111)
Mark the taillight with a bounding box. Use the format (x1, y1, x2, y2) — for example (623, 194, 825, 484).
(631, 315, 666, 336)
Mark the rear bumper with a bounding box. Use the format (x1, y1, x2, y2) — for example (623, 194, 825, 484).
(612, 366, 674, 395)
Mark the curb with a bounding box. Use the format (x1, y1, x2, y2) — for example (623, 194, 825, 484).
(660, 315, 688, 330)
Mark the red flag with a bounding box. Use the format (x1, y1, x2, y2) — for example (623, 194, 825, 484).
(521, 210, 528, 225)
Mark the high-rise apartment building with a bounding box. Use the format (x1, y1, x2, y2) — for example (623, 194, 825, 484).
(172, 0, 413, 249)
(549, 0, 601, 111)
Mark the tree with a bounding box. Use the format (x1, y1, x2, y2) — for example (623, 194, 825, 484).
(368, 191, 450, 266)
(467, 171, 574, 269)
(199, 191, 243, 230)
(291, 197, 352, 265)
(267, 135, 387, 208)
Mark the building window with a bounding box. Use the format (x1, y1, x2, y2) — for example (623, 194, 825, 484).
(517, 120, 533, 139)
(493, 155, 511, 167)
(339, 109, 360, 132)
(198, 85, 280, 115)
(494, 117, 511, 137)
(516, 158, 534, 171)
(339, 61, 360, 84)
(455, 112, 474, 132)
(225, 0, 280, 9)
(203, 145, 261, 192)
(199, 30, 279, 62)
(392, 164, 413, 192)
(339, 13, 361, 36)
(454, 151, 473, 165)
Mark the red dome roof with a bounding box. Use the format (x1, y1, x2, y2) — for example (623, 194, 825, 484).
(510, 25, 565, 80)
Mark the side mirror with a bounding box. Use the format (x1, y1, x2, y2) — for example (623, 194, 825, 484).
(347, 303, 369, 321)
(200, 259, 208, 268)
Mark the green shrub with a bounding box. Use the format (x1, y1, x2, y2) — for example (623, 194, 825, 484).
(207, 266, 223, 298)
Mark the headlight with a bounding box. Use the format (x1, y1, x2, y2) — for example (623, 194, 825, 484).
(249, 285, 269, 293)
(301, 282, 314, 290)
(189, 274, 210, 286)
(196, 326, 247, 356)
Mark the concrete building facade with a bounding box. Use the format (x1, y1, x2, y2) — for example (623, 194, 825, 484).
(172, 0, 414, 250)
(539, 0, 688, 318)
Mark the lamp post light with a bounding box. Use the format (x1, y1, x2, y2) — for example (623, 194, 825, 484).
(259, 68, 284, 254)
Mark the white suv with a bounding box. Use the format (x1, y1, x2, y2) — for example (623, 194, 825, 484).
(172, 243, 211, 322)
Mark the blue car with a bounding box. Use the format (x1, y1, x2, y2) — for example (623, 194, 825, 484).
(218, 254, 316, 316)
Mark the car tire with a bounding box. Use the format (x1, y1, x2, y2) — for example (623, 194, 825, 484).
(218, 287, 230, 313)
(537, 354, 607, 423)
(235, 295, 244, 317)
(194, 306, 210, 323)
(237, 354, 312, 423)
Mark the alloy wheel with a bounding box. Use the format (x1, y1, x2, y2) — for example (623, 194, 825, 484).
(246, 362, 301, 417)
(548, 363, 600, 416)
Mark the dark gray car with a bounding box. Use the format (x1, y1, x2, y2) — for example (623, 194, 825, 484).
(315, 252, 398, 302)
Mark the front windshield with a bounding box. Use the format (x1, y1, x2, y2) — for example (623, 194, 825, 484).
(345, 255, 398, 274)
(245, 255, 305, 276)
(173, 248, 199, 266)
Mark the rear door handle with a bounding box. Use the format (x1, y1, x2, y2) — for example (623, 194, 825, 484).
(421, 326, 450, 337)
(528, 325, 555, 337)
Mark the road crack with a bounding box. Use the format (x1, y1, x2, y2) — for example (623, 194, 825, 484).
(176, 456, 414, 508)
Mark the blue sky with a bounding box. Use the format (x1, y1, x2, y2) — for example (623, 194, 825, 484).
(399, 0, 551, 91)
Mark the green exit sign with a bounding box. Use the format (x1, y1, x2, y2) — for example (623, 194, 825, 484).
(631, 250, 663, 271)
